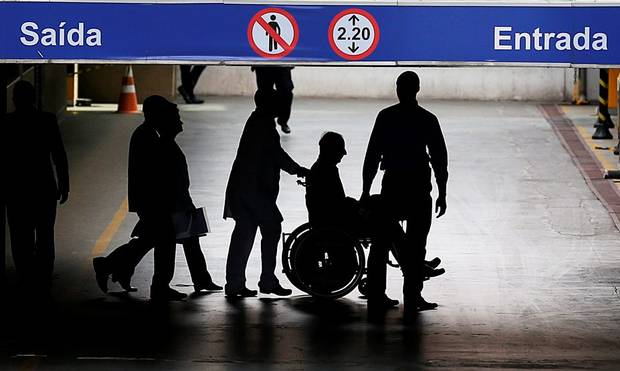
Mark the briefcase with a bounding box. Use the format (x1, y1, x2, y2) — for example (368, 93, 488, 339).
(172, 207, 210, 240)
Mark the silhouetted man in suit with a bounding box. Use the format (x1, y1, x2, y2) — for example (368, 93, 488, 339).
(224, 89, 308, 298)
(252, 66, 294, 134)
(362, 71, 448, 315)
(178, 65, 206, 104)
(127, 95, 203, 301)
(2, 80, 69, 293)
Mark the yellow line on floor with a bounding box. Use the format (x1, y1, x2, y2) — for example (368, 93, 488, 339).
(576, 126, 618, 170)
(91, 197, 128, 257)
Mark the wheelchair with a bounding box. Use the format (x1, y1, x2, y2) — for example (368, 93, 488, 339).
(281, 222, 400, 299)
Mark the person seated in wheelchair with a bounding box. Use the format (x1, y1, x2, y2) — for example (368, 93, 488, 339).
(305, 132, 444, 302)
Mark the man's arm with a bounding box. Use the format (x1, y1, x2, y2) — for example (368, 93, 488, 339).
(49, 114, 70, 204)
(362, 112, 384, 197)
(277, 146, 307, 177)
(427, 116, 448, 217)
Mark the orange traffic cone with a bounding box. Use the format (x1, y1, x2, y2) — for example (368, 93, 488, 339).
(117, 65, 139, 113)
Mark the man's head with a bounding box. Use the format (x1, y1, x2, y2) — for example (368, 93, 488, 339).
(254, 88, 279, 118)
(12, 80, 36, 110)
(319, 131, 347, 165)
(142, 95, 183, 139)
(396, 71, 420, 103)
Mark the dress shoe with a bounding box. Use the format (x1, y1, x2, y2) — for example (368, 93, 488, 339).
(111, 273, 138, 292)
(93, 257, 109, 293)
(194, 281, 223, 292)
(188, 95, 204, 104)
(177, 86, 192, 103)
(368, 295, 399, 310)
(150, 287, 187, 301)
(416, 297, 438, 311)
(259, 284, 292, 296)
(225, 287, 258, 298)
(279, 124, 291, 134)
(424, 266, 445, 279)
(426, 257, 441, 269)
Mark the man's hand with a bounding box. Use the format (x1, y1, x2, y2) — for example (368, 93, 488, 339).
(58, 190, 69, 205)
(435, 196, 447, 218)
(296, 167, 310, 178)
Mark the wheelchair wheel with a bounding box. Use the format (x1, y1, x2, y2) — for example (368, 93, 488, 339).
(358, 277, 368, 297)
(283, 225, 365, 299)
(282, 223, 313, 289)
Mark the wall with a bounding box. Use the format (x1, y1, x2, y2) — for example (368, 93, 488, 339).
(196, 66, 574, 101)
(79, 65, 176, 103)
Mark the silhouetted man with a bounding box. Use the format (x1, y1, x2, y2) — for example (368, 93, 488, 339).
(224, 89, 308, 298)
(252, 66, 294, 134)
(2, 80, 69, 293)
(178, 65, 206, 104)
(362, 71, 448, 314)
(127, 95, 200, 301)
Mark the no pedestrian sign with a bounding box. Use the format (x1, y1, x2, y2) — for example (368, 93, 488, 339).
(248, 8, 299, 59)
(328, 9, 380, 60)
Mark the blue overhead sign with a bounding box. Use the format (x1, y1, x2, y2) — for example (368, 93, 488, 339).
(0, 2, 619, 66)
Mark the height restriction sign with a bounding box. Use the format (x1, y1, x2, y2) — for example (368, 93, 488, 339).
(328, 8, 380, 61)
(248, 8, 299, 59)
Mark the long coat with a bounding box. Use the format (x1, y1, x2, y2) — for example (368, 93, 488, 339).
(128, 123, 194, 215)
(224, 111, 300, 222)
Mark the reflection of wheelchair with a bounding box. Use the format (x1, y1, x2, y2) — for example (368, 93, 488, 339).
(281, 222, 400, 299)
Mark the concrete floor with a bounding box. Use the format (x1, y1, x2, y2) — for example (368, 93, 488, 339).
(1, 97, 620, 370)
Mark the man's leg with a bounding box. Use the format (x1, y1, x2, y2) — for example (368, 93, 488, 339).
(6, 204, 35, 288)
(33, 198, 57, 290)
(181, 236, 213, 286)
(257, 220, 282, 290)
(225, 217, 258, 292)
(146, 215, 177, 293)
(189, 65, 206, 93)
(274, 68, 294, 128)
(255, 68, 275, 91)
(402, 195, 433, 312)
(178, 65, 193, 103)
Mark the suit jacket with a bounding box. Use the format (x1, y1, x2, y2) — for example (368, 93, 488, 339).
(224, 110, 300, 222)
(128, 123, 194, 215)
(2, 109, 69, 200)
(363, 101, 448, 217)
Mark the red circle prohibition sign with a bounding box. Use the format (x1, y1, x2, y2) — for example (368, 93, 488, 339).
(328, 8, 380, 61)
(248, 8, 299, 59)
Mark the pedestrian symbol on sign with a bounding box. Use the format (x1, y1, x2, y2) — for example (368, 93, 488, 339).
(248, 8, 299, 59)
(328, 8, 380, 61)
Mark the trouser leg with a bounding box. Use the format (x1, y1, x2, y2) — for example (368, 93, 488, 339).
(255, 68, 274, 91)
(6, 204, 35, 287)
(189, 66, 206, 94)
(182, 236, 212, 285)
(145, 215, 176, 290)
(274, 69, 293, 126)
(33, 198, 57, 288)
(402, 196, 433, 307)
(106, 237, 153, 278)
(367, 236, 389, 301)
(257, 220, 282, 289)
(225, 218, 258, 291)
(180, 65, 192, 90)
